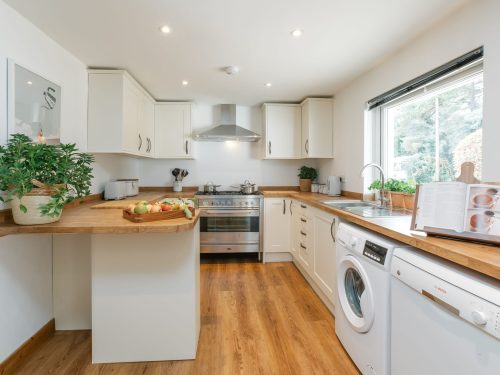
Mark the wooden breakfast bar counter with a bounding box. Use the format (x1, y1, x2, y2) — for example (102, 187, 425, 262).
(1, 192, 201, 364)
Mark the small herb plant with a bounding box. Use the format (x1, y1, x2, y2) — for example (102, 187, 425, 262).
(298, 166, 318, 181)
(368, 178, 416, 194)
(0, 134, 94, 217)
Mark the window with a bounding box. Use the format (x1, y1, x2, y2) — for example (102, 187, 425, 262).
(368, 48, 484, 184)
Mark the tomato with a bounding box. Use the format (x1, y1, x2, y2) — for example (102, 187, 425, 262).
(161, 204, 172, 212)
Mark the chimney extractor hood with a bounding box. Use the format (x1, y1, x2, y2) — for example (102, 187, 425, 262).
(194, 104, 261, 142)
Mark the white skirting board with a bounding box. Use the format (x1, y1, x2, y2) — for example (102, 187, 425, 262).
(262, 252, 293, 263)
(91, 222, 200, 364)
(293, 258, 336, 315)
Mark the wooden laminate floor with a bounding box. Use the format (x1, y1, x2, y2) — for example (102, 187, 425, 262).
(13, 261, 359, 375)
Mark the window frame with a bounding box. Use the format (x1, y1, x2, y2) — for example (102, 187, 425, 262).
(375, 60, 484, 183)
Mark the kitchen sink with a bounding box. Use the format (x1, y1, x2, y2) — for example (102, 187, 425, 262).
(321, 200, 409, 218)
(321, 200, 374, 208)
(343, 206, 408, 218)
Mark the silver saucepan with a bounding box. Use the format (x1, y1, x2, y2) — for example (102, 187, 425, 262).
(203, 181, 221, 193)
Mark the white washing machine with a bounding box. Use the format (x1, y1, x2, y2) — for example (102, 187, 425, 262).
(335, 222, 410, 375)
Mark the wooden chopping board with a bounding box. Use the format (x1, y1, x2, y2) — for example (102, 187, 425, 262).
(91, 199, 147, 209)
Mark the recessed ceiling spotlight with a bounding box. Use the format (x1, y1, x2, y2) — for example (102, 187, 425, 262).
(159, 25, 171, 34)
(182, 80, 189, 86)
(291, 29, 303, 38)
(27, 81, 33, 85)
(265, 82, 272, 87)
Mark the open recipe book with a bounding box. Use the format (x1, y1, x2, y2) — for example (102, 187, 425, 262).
(411, 182, 500, 244)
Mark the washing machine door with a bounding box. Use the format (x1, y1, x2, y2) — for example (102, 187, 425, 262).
(337, 255, 375, 333)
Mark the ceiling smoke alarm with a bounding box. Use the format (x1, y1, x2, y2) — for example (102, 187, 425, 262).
(224, 66, 240, 75)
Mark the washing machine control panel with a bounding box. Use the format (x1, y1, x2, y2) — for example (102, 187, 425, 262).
(363, 241, 388, 265)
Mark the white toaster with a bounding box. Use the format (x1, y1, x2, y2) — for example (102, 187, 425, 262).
(104, 181, 127, 200)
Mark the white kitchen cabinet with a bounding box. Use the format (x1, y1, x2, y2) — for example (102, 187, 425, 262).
(261, 104, 301, 159)
(154, 103, 193, 159)
(301, 98, 333, 158)
(312, 208, 338, 303)
(295, 203, 314, 273)
(88, 70, 155, 157)
(264, 198, 291, 254)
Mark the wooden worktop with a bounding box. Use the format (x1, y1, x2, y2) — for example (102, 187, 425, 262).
(0, 192, 199, 237)
(263, 191, 500, 281)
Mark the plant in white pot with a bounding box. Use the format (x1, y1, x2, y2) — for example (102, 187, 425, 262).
(0, 134, 94, 225)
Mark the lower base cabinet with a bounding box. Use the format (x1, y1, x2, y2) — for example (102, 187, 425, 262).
(289, 201, 338, 308)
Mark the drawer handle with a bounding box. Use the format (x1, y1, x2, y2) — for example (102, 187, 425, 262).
(300, 231, 307, 236)
(300, 243, 307, 250)
(300, 218, 307, 223)
(331, 218, 336, 242)
(300, 204, 307, 209)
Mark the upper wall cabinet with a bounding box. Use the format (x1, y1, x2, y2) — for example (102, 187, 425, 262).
(261, 104, 301, 159)
(88, 70, 155, 157)
(154, 103, 193, 159)
(301, 98, 333, 158)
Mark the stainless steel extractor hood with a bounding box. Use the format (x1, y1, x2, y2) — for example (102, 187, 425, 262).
(194, 104, 261, 142)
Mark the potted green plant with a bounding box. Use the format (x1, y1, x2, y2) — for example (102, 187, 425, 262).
(0, 134, 94, 225)
(368, 178, 416, 210)
(298, 166, 318, 192)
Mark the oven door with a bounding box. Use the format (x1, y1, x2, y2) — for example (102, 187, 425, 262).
(200, 209, 260, 253)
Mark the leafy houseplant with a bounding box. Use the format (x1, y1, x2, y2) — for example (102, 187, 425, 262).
(0, 134, 94, 225)
(368, 178, 416, 210)
(298, 166, 318, 192)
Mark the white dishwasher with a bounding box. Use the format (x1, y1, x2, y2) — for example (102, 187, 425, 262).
(391, 247, 500, 375)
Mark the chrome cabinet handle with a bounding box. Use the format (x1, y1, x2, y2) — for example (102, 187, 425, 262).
(269, 141, 272, 155)
(146, 138, 151, 152)
(331, 217, 336, 242)
(283, 199, 286, 215)
(305, 139, 309, 154)
(300, 204, 306, 209)
(300, 218, 307, 223)
(138, 134, 142, 151)
(289, 200, 292, 214)
(185, 140, 189, 155)
(300, 230, 307, 236)
(300, 243, 307, 250)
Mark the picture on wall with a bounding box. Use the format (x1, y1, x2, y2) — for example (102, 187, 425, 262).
(7, 60, 61, 144)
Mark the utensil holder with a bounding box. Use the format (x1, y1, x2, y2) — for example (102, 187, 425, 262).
(173, 181, 182, 192)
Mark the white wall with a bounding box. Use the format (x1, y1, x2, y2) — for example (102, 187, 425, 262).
(0, 235, 53, 362)
(0, 0, 89, 361)
(139, 104, 318, 188)
(330, 0, 500, 193)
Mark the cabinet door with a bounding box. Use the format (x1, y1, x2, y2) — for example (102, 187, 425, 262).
(138, 98, 155, 156)
(263, 104, 301, 159)
(154, 104, 192, 158)
(122, 79, 141, 154)
(264, 198, 290, 253)
(312, 209, 337, 303)
(301, 99, 333, 158)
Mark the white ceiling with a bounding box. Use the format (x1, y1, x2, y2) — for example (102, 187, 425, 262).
(5, 0, 468, 105)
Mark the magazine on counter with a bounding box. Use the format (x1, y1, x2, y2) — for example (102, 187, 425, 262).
(411, 182, 500, 244)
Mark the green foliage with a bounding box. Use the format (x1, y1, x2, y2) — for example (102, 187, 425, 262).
(389, 75, 483, 183)
(298, 166, 318, 181)
(368, 178, 416, 194)
(0, 134, 94, 217)
(368, 180, 382, 191)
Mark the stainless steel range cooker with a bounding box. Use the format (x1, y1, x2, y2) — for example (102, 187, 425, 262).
(195, 191, 263, 256)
